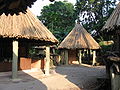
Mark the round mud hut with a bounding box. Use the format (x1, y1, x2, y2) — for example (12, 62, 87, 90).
(101, 2, 120, 90)
(0, 9, 58, 79)
(58, 22, 100, 65)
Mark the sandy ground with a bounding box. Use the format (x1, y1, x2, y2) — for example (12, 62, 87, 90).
(0, 64, 106, 90)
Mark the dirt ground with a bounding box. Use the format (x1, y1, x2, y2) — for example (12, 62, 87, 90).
(0, 64, 106, 90)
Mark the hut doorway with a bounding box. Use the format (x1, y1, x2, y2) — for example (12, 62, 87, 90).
(68, 50, 77, 64)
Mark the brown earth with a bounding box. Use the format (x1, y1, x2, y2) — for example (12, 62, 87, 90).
(0, 64, 106, 90)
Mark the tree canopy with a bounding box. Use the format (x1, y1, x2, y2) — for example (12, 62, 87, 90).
(75, 0, 117, 40)
(38, 0, 119, 42)
(38, 1, 77, 42)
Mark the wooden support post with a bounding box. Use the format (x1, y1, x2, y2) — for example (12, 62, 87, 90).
(88, 49, 91, 61)
(64, 50, 68, 65)
(92, 50, 96, 66)
(45, 46, 50, 75)
(87, 49, 89, 58)
(110, 65, 120, 90)
(12, 41, 18, 79)
(58, 55, 61, 63)
(61, 50, 65, 64)
(52, 48, 55, 54)
(82, 49, 84, 57)
(78, 50, 82, 64)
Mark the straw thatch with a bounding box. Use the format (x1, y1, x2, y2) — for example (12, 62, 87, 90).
(0, 0, 54, 15)
(58, 23, 100, 49)
(0, 9, 58, 44)
(102, 2, 120, 32)
(0, 0, 37, 15)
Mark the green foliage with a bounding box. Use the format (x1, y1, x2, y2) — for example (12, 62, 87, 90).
(38, 1, 77, 42)
(75, 0, 117, 36)
(38, 0, 118, 42)
(28, 47, 36, 57)
(99, 41, 113, 53)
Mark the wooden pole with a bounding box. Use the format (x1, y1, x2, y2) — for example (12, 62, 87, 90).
(52, 48, 55, 54)
(92, 50, 96, 66)
(110, 64, 120, 90)
(58, 55, 61, 64)
(64, 50, 68, 65)
(88, 49, 91, 61)
(12, 41, 18, 79)
(45, 46, 50, 75)
(78, 50, 82, 64)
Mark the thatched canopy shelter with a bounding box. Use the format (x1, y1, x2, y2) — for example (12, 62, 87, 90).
(101, 2, 120, 89)
(0, 9, 58, 78)
(102, 2, 120, 33)
(59, 23, 100, 50)
(101, 2, 120, 54)
(58, 23, 100, 65)
(0, 0, 54, 15)
(0, 9, 58, 45)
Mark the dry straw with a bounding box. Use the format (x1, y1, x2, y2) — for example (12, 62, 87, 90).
(0, 9, 58, 44)
(58, 23, 100, 49)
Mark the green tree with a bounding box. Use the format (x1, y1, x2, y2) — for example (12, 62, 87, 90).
(75, 0, 117, 40)
(38, 1, 77, 41)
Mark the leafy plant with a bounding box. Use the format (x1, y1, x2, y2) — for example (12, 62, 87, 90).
(38, 1, 77, 42)
(75, 0, 117, 40)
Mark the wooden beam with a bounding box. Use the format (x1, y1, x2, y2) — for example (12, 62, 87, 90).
(92, 50, 96, 66)
(12, 41, 18, 79)
(78, 50, 82, 64)
(64, 50, 68, 65)
(45, 46, 50, 75)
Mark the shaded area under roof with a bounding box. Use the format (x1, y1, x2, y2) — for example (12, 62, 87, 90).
(0, 9, 58, 45)
(102, 2, 120, 32)
(58, 23, 100, 49)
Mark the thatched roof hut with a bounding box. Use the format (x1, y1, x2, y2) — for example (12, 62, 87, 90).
(0, 9, 58, 77)
(0, 9, 58, 45)
(101, 2, 120, 53)
(102, 2, 120, 33)
(59, 23, 100, 49)
(0, 0, 54, 15)
(101, 3, 120, 89)
(58, 23, 100, 65)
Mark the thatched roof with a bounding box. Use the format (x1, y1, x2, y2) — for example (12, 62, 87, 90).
(102, 2, 120, 32)
(35, 45, 57, 49)
(58, 23, 100, 49)
(0, 0, 54, 15)
(0, 9, 58, 44)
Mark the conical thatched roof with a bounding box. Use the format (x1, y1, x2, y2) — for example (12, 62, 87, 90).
(0, 0, 54, 15)
(58, 23, 100, 49)
(102, 2, 120, 32)
(0, 9, 58, 44)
